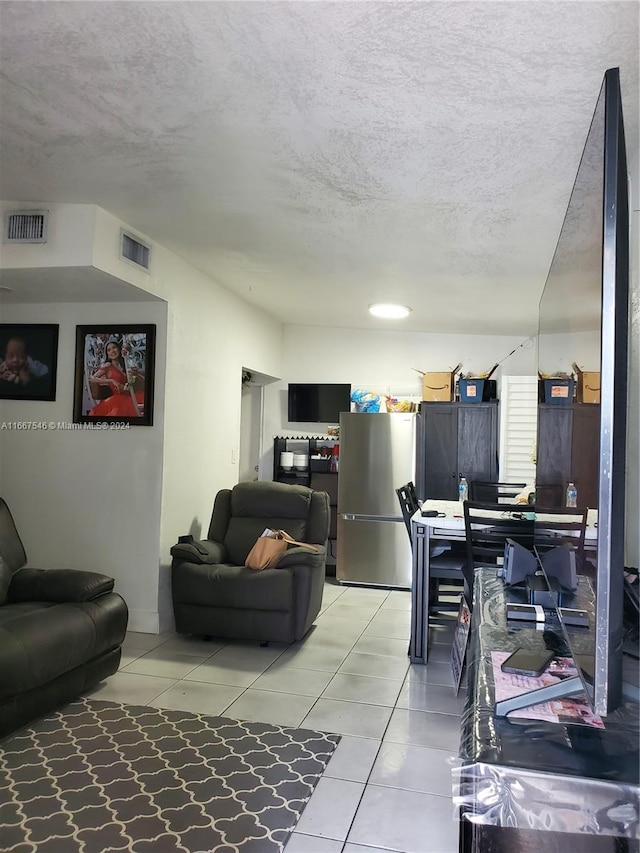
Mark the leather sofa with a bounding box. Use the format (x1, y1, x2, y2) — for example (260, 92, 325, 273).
(0, 498, 128, 738)
(171, 481, 330, 644)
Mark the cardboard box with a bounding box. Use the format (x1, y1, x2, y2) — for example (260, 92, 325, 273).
(573, 364, 600, 404)
(422, 370, 457, 402)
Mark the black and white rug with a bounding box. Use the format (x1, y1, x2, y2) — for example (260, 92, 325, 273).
(0, 698, 340, 852)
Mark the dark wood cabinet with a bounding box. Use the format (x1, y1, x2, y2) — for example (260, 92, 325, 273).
(536, 403, 600, 510)
(416, 402, 498, 501)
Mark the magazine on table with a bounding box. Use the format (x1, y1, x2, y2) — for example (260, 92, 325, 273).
(491, 650, 605, 728)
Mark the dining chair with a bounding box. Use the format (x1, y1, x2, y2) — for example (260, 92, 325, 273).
(463, 501, 535, 605)
(396, 482, 464, 614)
(395, 481, 420, 537)
(533, 507, 588, 559)
(468, 481, 528, 504)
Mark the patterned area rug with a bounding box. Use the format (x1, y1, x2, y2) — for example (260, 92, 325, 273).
(0, 698, 340, 853)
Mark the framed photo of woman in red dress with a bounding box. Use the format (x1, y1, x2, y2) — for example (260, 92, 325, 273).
(73, 325, 156, 426)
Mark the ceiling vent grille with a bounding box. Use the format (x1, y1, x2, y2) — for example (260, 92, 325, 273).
(4, 210, 48, 243)
(120, 230, 151, 271)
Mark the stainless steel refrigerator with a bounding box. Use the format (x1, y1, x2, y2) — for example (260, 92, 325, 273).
(337, 412, 415, 588)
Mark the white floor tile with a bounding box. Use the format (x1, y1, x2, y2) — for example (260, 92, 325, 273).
(303, 624, 363, 650)
(148, 680, 244, 716)
(86, 671, 177, 705)
(362, 620, 411, 641)
(369, 608, 412, 627)
(154, 634, 226, 657)
(351, 636, 410, 660)
(339, 652, 409, 681)
(323, 735, 381, 783)
(119, 649, 146, 668)
(323, 673, 403, 707)
(223, 688, 318, 728)
(396, 680, 467, 715)
(337, 587, 390, 604)
(419, 660, 456, 687)
(294, 777, 365, 841)
(429, 625, 456, 646)
(121, 649, 204, 680)
(384, 708, 461, 752)
(321, 583, 346, 602)
(123, 631, 169, 652)
(407, 660, 465, 692)
(347, 785, 459, 853)
(285, 833, 343, 852)
(379, 590, 412, 611)
(212, 641, 290, 662)
(369, 741, 456, 797)
(303, 698, 392, 739)
(322, 603, 382, 621)
(313, 614, 370, 638)
(423, 643, 452, 664)
(183, 644, 285, 687)
(98, 577, 467, 853)
(276, 644, 350, 673)
(252, 666, 334, 697)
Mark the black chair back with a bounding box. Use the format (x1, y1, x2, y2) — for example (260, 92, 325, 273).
(468, 481, 528, 504)
(534, 507, 587, 557)
(463, 501, 535, 599)
(396, 482, 419, 538)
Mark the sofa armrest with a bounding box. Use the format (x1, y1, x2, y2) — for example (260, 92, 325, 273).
(7, 568, 115, 603)
(170, 540, 227, 565)
(277, 544, 326, 568)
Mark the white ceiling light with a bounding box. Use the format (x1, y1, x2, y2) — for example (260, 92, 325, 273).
(368, 303, 412, 319)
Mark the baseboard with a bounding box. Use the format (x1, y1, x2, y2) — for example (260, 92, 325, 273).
(128, 609, 160, 634)
(158, 608, 176, 634)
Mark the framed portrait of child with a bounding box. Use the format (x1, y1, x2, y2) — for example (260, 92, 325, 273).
(73, 325, 156, 426)
(0, 324, 59, 401)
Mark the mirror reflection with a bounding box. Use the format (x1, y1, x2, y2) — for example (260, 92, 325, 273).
(536, 79, 604, 512)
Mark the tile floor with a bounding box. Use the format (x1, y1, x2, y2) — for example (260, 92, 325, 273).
(87, 580, 464, 853)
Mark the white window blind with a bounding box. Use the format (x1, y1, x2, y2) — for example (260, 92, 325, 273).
(499, 376, 538, 484)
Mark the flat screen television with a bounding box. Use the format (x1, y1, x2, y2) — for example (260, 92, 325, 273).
(536, 67, 629, 716)
(287, 383, 351, 423)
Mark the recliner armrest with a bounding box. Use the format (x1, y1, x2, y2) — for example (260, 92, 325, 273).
(170, 540, 226, 565)
(277, 545, 326, 568)
(7, 568, 115, 603)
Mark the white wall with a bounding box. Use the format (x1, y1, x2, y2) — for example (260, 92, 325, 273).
(90, 208, 284, 629)
(1, 203, 285, 632)
(282, 325, 537, 389)
(0, 300, 167, 633)
(538, 329, 601, 375)
(268, 315, 639, 568)
(88, 210, 283, 531)
(1, 202, 95, 268)
(260, 325, 537, 476)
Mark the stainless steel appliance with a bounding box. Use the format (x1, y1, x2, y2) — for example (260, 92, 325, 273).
(337, 412, 415, 588)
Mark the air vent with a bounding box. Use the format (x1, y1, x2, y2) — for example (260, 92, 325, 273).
(4, 210, 48, 243)
(120, 230, 151, 271)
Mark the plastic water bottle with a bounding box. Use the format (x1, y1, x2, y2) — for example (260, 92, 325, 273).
(566, 482, 578, 508)
(458, 476, 469, 504)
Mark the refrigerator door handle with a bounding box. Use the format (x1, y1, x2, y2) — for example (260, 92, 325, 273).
(342, 513, 403, 523)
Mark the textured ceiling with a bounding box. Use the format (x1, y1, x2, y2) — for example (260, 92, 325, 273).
(0, 1, 638, 333)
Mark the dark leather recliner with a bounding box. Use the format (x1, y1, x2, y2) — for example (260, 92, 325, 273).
(0, 497, 128, 738)
(171, 481, 330, 644)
